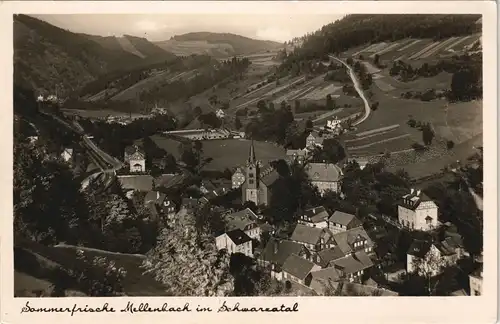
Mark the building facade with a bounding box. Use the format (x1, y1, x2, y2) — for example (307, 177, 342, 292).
(231, 167, 246, 188)
(305, 163, 343, 195)
(124, 145, 146, 173)
(398, 189, 439, 231)
(215, 229, 253, 257)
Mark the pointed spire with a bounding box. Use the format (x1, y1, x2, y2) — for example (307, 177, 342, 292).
(248, 140, 256, 163)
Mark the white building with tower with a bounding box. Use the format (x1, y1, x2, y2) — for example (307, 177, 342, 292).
(397, 189, 439, 231)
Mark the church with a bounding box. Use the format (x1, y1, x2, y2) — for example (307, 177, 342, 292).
(241, 141, 280, 207)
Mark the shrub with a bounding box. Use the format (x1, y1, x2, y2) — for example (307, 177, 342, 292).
(446, 140, 455, 150)
(411, 143, 427, 152)
(407, 119, 417, 128)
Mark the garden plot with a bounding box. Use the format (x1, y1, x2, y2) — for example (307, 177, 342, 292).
(445, 35, 472, 51)
(265, 77, 306, 97)
(301, 84, 343, 100)
(354, 124, 400, 137)
(289, 86, 316, 101)
(352, 43, 381, 57)
(347, 135, 415, 155)
(398, 40, 422, 52)
(366, 42, 390, 54)
(347, 132, 412, 150)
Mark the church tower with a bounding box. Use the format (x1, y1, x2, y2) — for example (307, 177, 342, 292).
(244, 140, 260, 205)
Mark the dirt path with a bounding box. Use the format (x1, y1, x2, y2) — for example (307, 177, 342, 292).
(329, 55, 371, 126)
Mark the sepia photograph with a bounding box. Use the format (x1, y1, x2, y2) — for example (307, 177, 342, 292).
(7, 3, 491, 305)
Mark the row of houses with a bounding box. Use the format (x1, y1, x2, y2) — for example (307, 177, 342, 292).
(164, 128, 245, 141)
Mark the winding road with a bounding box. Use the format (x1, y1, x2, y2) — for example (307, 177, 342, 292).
(329, 55, 371, 126)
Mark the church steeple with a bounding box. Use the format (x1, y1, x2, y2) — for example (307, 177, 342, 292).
(248, 140, 256, 164)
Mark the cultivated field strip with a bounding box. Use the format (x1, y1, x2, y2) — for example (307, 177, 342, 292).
(419, 37, 459, 59)
(301, 84, 342, 100)
(348, 133, 411, 150)
(290, 86, 316, 101)
(312, 108, 345, 123)
(242, 79, 277, 98)
(408, 40, 440, 60)
(344, 127, 400, 143)
(397, 39, 422, 52)
(353, 43, 380, 57)
(367, 42, 390, 53)
(445, 35, 471, 51)
(265, 77, 306, 97)
(362, 62, 381, 74)
(355, 124, 400, 137)
(369, 42, 403, 58)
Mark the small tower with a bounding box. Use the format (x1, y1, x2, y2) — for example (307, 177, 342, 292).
(244, 140, 260, 205)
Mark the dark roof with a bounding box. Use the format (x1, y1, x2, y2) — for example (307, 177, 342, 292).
(399, 190, 435, 211)
(182, 197, 199, 209)
(201, 180, 217, 191)
(261, 169, 280, 187)
(328, 211, 360, 227)
(225, 208, 259, 232)
(306, 163, 342, 182)
(331, 226, 374, 255)
(407, 240, 432, 258)
(303, 206, 330, 223)
(118, 175, 154, 192)
(282, 254, 316, 280)
(290, 224, 327, 245)
(225, 229, 252, 245)
(144, 191, 167, 205)
(259, 239, 305, 267)
(318, 247, 345, 266)
(331, 251, 374, 274)
(311, 267, 341, 282)
(125, 145, 145, 155)
(155, 173, 186, 189)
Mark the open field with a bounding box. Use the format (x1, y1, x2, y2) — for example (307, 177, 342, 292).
(200, 139, 286, 171)
(301, 84, 342, 100)
(431, 100, 483, 144)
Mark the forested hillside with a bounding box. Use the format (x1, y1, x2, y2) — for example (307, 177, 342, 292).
(14, 15, 175, 96)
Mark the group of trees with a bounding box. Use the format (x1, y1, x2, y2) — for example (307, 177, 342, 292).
(407, 118, 436, 146)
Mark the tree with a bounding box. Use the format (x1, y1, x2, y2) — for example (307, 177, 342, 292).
(193, 204, 227, 236)
(326, 94, 335, 110)
(446, 140, 455, 150)
(374, 54, 380, 66)
(422, 123, 435, 146)
(407, 246, 446, 296)
(294, 100, 301, 113)
(235, 116, 242, 130)
(194, 106, 202, 116)
(371, 101, 379, 111)
(142, 209, 234, 296)
(312, 138, 346, 164)
(305, 119, 313, 133)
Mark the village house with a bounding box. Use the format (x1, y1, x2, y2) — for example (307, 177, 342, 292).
(241, 141, 280, 207)
(469, 259, 483, 296)
(398, 189, 439, 231)
(117, 175, 154, 198)
(216, 109, 225, 119)
(165, 129, 231, 141)
(231, 167, 246, 189)
(317, 226, 375, 267)
(225, 208, 262, 240)
(215, 229, 253, 258)
(290, 224, 335, 252)
(305, 162, 343, 195)
(306, 132, 325, 149)
(286, 149, 308, 165)
(60, 148, 74, 164)
(325, 117, 343, 135)
(298, 206, 330, 229)
(259, 238, 313, 280)
(144, 190, 177, 221)
(406, 237, 465, 276)
(181, 197, 200, 212)
(124, 145, 146, 173)
(330, 251, 374, 283)
(328, 211, 362, 234)
(282, 254, 321, 286)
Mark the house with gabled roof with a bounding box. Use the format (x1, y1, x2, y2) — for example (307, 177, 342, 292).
(398, 188, 439, 231)
(290, 224, 335, 252)
(298, 206, 330, 229)
(282, 254, 321, 286)
(305, 162, 343, 195)
(144, 190, 177, 220)
(407, 237, 464, 276)
(124, 145, 146, 173)
(328, 211, 362, 234)
(309, 267, 343, 295)
(258, 238, 313, 280)
(60, 148, 74, 163)
(331, 226, 375, 256)
(330, 251, 374, 283)
(286, 148, 308, 164)
(215, 229, 253, 258)
(225, 208, 262, 240)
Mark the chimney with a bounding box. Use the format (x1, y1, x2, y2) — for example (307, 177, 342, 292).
(274, 240, 279, 254)
(416, 190, 421, 196)
(410, 188, 414, 195)
(157, 191, 160, 200)
(312, 208, 316, 214)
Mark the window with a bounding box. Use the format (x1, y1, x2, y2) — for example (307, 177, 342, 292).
(249, 179, 254, 185)
(426, 216, 432, 224)
(249, 173, 254, 178)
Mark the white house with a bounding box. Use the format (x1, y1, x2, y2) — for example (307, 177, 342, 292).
(398, 189, 438, 231)
(36, 95, 44, 102)
(216, 109, 225, 119)
(325, 117, 343, 134)
(61, 148, 74, 163)
(215, 229, 253, 257)
(124, 145, 146, 173)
